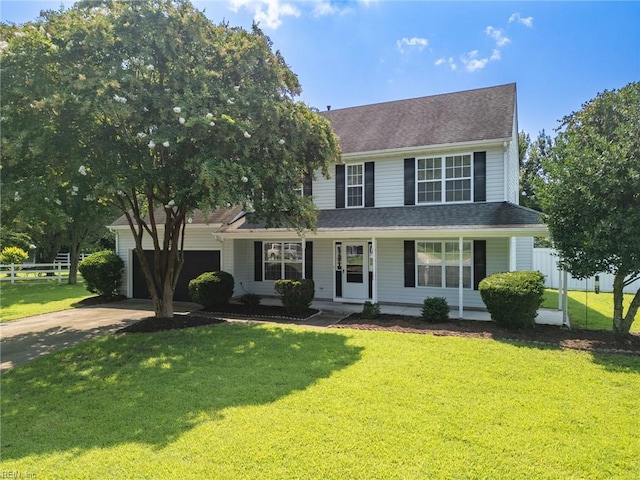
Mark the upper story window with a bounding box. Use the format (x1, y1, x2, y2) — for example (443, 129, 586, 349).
(346, 164, 364, 207)
(416, 154, 472, 204)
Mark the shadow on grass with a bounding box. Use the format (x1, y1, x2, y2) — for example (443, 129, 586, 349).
(1, 322, 363, 460)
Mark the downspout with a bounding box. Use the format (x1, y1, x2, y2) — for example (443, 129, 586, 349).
(459, 236, 464, 320)
(371, 237, 378, 303)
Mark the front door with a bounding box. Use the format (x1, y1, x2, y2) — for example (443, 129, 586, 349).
(340, 242, 369, 300)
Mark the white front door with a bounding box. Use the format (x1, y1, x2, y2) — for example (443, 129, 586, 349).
(341, 242, 369, 300)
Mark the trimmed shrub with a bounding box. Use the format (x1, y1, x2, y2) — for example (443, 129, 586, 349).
(78, 250, 124, 297)
(274, 279, 315, 315)
(479, 271, 545, 329)
(0, 246, 29, 265)
(362, 301, 381, 319)
(239, 293, 261, 309)
(421, 297, 449, 323)
(188, 271, 235, 309)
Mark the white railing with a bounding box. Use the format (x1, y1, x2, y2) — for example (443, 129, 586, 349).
(0, 262, 74, 284)
(534, 248, 640, 294)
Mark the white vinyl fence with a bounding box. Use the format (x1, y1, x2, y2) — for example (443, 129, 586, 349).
(534, 248, 640, 294)
(1, 254, 90, 284)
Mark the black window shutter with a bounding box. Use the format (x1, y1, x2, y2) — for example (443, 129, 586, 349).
(364, 162, 375, 207)
(473, 151, 486, 202)
(304, 242, 313, 280)
(335, 164, 345, 209)
(254, 241, 263, 282)
(404, 240, 415, 287)
(473, 240, 486, 290)
(303, 173, 313, 197)
(404, 158, 415, 205)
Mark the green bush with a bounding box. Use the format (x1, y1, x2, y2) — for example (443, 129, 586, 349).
(362, 301, 381, 319)
(188, 271, 235, 309)
(78, 250, 124, 297)
(421, 297, 449, 323)
(239, 293, 261, 308)
(274, 279, 315, 316)
(0, 246, 29, 265)
(479, 271, 545, 329)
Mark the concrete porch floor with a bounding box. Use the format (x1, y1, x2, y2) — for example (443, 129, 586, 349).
(258, 297, 564, 326)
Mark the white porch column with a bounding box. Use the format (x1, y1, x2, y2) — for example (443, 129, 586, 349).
(458, 236, 464, 319)
(371, 237, 378, 303)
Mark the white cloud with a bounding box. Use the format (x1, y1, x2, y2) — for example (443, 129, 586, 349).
(435, 57, 457, 70)
(485, 26, 511, 47)
(490, 49, 501, 61)
(229, 0, 300, 29)
(460, 50, 489, 72)
(313, 1, 352, 17)
(509, 12, 534, 27)
(396, 36, 428, 53)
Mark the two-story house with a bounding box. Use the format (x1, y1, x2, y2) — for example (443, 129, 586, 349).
(111, 83, 547, 317)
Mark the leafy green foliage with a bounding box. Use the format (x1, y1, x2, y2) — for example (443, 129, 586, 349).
(188, 271, 235, 310)
(0, 246, 29, 265)
(78, 250, 124, 297)
(421, 297, 449, 323)
(361, 301, 381, 319)
(274, 279, 315, 315)
(238, 293, 261, 308)
(541, 82, 640, 335)
(479, 271, 545, 329)
(518, 130, 553, 212)
(0, 1, 340, 317)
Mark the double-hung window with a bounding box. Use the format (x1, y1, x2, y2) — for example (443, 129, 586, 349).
(346, 164, 363, 207)
(416, 154, 472, 203)
(264, 242, 303, 280)
(416, 241, 471, 288)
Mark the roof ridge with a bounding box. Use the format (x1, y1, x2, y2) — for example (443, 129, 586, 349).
(322, 83, 516, 114)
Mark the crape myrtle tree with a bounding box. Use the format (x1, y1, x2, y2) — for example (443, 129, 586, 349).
(1, 0, 340, 317)
(542, 82, 640, 336)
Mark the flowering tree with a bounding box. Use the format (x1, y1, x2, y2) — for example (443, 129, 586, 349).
(1, 1, 340, 317)
(542, 82, 640, 336)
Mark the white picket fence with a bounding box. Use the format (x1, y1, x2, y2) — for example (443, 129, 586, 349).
(1, 254, 90, 284)
(533, 248, 640, 294)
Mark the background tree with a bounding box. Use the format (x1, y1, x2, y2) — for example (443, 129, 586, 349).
(541, 82, 640, 336)
(1, 0, 340, 317)
(519, 130, 553, 212)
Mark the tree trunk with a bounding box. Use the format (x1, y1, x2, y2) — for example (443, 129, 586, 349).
(68, 242, 80, 285)
(621, 286, 640, 335)
(612, 274, 626, 336)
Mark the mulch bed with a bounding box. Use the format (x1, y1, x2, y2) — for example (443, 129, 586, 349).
(335, 313, 640, 355)
(202, 304, 319, 320)
(117, 314, 225, 334)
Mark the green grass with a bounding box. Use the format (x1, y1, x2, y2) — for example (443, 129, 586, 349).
(0, 280, 93, 322)
(543, 289, 640, 332)
(2, 322, 639, 479)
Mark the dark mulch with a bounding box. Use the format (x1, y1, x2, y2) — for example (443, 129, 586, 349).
(117, 314, 225, 334)
(202, 303, 319, 320)
(335, 313, 640, 355)
(75, 294, 128, 307)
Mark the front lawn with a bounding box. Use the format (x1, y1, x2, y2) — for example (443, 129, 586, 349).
(2, 322, 638, 479)
(0, 280, 93, 322)
(543, 289, 640, 332)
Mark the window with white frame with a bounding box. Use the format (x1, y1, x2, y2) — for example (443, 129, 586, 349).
(264, 242, 303, 280)
(416, 241, 471, 288)
(346, 164, 364, 207)
(416, 154, 472, 203)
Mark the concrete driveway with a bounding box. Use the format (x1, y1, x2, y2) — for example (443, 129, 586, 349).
(0, 299, 198, 373)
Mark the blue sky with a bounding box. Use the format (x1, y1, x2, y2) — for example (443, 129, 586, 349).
(2, 1, 638, 136)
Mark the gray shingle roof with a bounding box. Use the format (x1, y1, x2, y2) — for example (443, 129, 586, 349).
(110, 205, 244, 227)
(323, 83, 516, 154)
(235, 202, 544, 232)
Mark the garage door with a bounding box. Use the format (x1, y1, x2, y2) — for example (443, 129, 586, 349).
(132, 250, 221, 301)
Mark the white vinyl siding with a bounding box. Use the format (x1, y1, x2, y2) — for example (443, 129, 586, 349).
(515, 237, 534, 270)
(485, 148, 505, 202)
